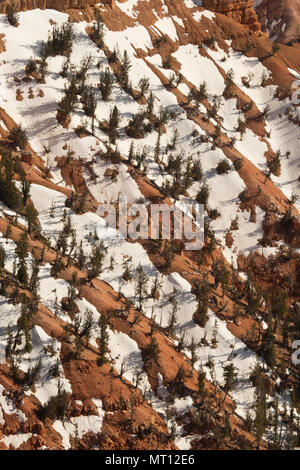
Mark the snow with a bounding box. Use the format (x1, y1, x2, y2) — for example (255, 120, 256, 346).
(2, 433, 31, 449)
(22, 325, 72, 406)
(0, 5, 297, 450)
(173, 45, 225, 96)
(108, 329, 149, 387)
(193, 11, 215, 22)
(0, 382, 26, 427)
(53, 398, 105, 449)
(84, 160, 143, 205)
(152, 17, 179, 42)
(288, 68, 300, 80)
(0, 297, 22, 363)
(116, 0, 139, 17)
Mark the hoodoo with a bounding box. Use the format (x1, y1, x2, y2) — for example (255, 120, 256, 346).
(202, 0, 262, 30)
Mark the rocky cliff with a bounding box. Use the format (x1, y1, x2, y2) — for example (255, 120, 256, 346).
(203, 0, 261, 31)
(255, 0, 300, 44)
(0, 0, 104, 14)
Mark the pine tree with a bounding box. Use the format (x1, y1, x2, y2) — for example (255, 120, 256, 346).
(100, 68, 113, 101)
(260, 327, 276, 368)
(167, 301, 178, 334)
(0, 243, 6, 275)
(193, 277, 209, 327)
(82, 86, 97, 119)
(138, 77, 150, 98)
(29, 257, 40, 294)
(196, 183, 210, 206)
(170, 366, 186, 396)
(16, 233, 28, 259)
(17, 258, 28, 285)
(197, 367, 206, 403)
(80, 309, 94, 345)
(6, 1, 19, 27)
(147, 91, 155, 115)
(91, 9, 105, 47)
(20, 298, 32, 352)
(144, 336, 160, 363)
(58, 75, 78, 120)
(88, 242, 106, 280)
(189, 337, 198, 367)
(223, 363, 238, 395)
(20, 172, 31, 205)
(25, 203, 38, 234)
(135, 264, 148, 311)
(216, 159, 231, 175)
(253, 372, 267, 447)
(271, 290, 287, 328)
(0, 152, 22, 210)
(119, 50, 131, 86)
(76, 55, 93, 84)
(108, 105, 120, 144)
(44, 21, 74, 57)
(98, 314, 109, 365)
(77, 240, 85, 269)
(8, 125, 28, 150)
(39, 382, 69, 421)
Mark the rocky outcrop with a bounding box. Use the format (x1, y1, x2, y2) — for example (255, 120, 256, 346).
(202, 0, 261, 31)
(0, 0, 110, 14)
(255, 0, 300, 44)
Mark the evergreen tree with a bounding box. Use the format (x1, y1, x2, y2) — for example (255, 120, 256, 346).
(108, 105, 120, 144)
(119, 50, 131, 86)
(223, 363, 238, 395)
(17, 258, 28, 286)
(6, 1, 19, 27)
(25, 203, 38, 234)
(253, 372, 267, 447)
(197, 367, 206, 403)
(0, 151, 22, 210)
(100, 68, 113, 101)
(138, 77, 150, 98)
(82, 86, 97, 119)
(260, 327, 276, 368)
(98, 314, 109, 365)
(189, 337, 198, 367)
(216, 159, 231, 175)
(44, 21, 74, 57)
(147, 91, 155, 115)
(76, 55, 93, 84)
(88, 242, 106, 280)
(58, 75, 78, 120)
(170, 366, 186, 396)
(196, 183, 210, 206)
(29, 257, 40, 294)
(167, 301, 178, 335)
(91, 9, 105, 47)
(0, 243, 6, 275)
(38, 382, 68, 421)
(20, 172, 31, 205)
(16, 233, 28, 259)
(144, 336, 160, 363)
(271, 290, 287, 328)
(8, 125, 28, 150)
(135, 264, 148, 311)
